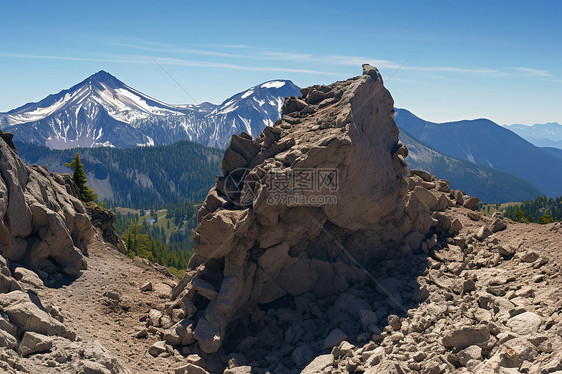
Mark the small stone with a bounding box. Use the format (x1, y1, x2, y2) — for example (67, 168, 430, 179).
(0, 314, 17, 336)
(163, 328, 182, 346)
(387, 315, 402, 331)
(507, 312, 542, 335)
(174, 363, 210, 374)
(135, 329, 148, 339)
(148, 309, 162, 327)
(13, 267, 44, 289)
(442, 326, 490, 349)
(301, 354, 334, 374)
(449, 218, 463, 234)
(186, 353, 206, 367)
(498, 246, 515, 257)
(463, 196, 480, 210)
(476, 225, 492, 241)
(500, 337, 538, 368)
(160, 314, 173, 329)
(103, 289, 121, 301)
(0, 329, 17, 350)
(140, 281, 153, 292)
(19, 331, 52, 356)
(490, 219, 507, 233)
(331, 341, 354, 358)
(148, 341, 167, 357)
(520, 251, 540, 263)
(457, 345, 482, 366)
(467, 210, 482, 221)
(190, 278, 218, 301)
(359, 309, 378, 331)
(292, 344, 314, 367)
(463, 279, 476, 292)
(413, 351, 427, 362)
(322, 328, 347, 350)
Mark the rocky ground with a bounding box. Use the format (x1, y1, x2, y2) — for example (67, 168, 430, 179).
(319, 209, 562, 374)
(141, 185, 562, 374)
(4, 202, 560, 374)
(0, 229, 187, 373)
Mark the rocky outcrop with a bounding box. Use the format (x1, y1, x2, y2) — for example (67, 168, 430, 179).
(157, 65, 468, 356)
(0, 131, 16, 153)
(0, 134, 128, 372)
(0, 253, 126, 373)
(85, 202, 127, 254)
(0, 134, 94, 276)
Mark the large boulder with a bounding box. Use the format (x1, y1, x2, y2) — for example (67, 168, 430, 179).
(166, 65, 459, 353)
(0, 290, 74, 340)
(0, 135, 94, 275)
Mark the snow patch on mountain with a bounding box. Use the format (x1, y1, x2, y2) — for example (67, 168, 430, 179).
(261, 81, 286, 88)
(0, 72, 301, 149)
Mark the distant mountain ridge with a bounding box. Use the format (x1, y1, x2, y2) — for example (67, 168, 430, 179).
(0, 71, 301, 149)
(503, 122, 562, 149)
(399, 131, 542, 202)
(394, 108, 562, 197)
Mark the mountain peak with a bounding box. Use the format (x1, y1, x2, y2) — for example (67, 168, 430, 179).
(88, 70, 121, 87)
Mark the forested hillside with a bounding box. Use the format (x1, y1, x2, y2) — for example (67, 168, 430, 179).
(501, 196, 562, 223)
(400, 131, 542, 202)
(114, 201, 199, 277)
(16, 141, 222, 209)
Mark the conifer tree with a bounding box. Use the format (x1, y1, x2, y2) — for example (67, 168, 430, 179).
(66, 153, 98, 202)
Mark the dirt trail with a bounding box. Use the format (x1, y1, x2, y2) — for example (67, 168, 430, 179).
(40, 233, 181, 374)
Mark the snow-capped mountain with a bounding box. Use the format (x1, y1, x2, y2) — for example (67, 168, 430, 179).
(207, 80, 300, 146)
(136, 79, 301, 148)
(0, 71, 301, 149)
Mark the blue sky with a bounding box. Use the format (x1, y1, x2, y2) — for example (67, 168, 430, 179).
(1, 0, 560, 125)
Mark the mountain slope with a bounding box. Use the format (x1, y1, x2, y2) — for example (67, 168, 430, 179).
(15, 140, 222, 208)
(504, 122, 562, 149)
(0, 71, 181, 148)
(1, 72, 301, 149)
(541, 146, 562, 161)
(395, 108, 562, 197)
(400, 131, 542, 202)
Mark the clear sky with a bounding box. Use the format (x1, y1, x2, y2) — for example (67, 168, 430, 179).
(1, 0, 560, 125)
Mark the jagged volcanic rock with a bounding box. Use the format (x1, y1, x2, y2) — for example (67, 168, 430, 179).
(0, 131, 94, 276)
(165, 65, 462, 354)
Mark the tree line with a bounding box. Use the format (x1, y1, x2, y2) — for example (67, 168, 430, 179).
(16, 140, 222, 209)
(502, 196, 562, 223)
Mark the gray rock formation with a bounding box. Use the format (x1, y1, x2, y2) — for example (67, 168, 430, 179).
(0, 133, 127, 373)
(85, 203, 127, 254)
(162, 65, 464, 354)
(0, 132, 94, 276)
(0, 252, 126, 373)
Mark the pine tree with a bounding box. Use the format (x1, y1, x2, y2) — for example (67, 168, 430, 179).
(66, 153, 98, 202)
(514, 209, 525, 222)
